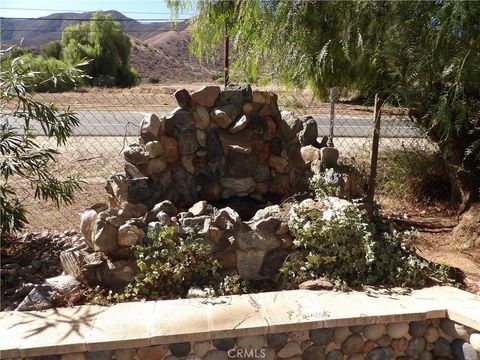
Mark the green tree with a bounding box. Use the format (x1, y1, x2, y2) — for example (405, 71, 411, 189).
(41, 40, 62, 59)
(0, 47, 87, 239)
(170, 0, 480, 211)
(62, 12, 139, 87)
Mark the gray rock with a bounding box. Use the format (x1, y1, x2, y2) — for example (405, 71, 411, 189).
(151, 200, 178, 217)
(206, 129, 223, 163)
(220, 177, 256, 194)
(236, 250, 266, 280)
(214, 207, 241, 230)
(409, 320, 429, 337)
(433, 338, 451, 357)
(387, 322, 409, 339)
(364, 324, 386, 340)
(326, 350, 343, 360)
(303, 345, 325, 360)
(87, 350, 114, 360)
(309, 328, 334, 346)
(215, 84, 252, 106)
(259, 248, 288, 278)
(210, 109, 233, 129)
(117, 223, 145, 247)
(320, 147, 339, 169)
(123, 144, 149, 165)
(267, 333, 288, 351)
(204, 350, 228, 360)
(237, 224, 280, 252)
(33, 356, 60, 360)
(179, 216, 211, 236)
(376, 335, 392, 347)
(102, 260, 136, 291)
(114, 349, 136, 360)
(169, 107, 195, 132)
(212, 338, 236, 351)
(298, 117, 318, 146)
(418, 350, 433, 360)
(105, 174, 128, 206)
(366, 347, 395, 360)
(172, 166, 198, 207)
(16, 285, 54, 311)
(451, 340, 478, 360)
(277, 341, 301, 358)
(406, 336, 426, 357)
(440, 318, 469, 340)
(91, 219, 118, 254)
(189, 200, 210, 216)
(45, 275, 80, 294)
(341, 334, 364, 355)
(333, 326, 351, 344)
(140, 113, 161, 143)
(169, 342, 191, 357)
(236, 335, 265, 350)
(253, 164, 271, 182)
(470, 333, 480, 352)
(127, 177, 157, 207)
(177, 130, 199, 155)
(349, 325, 364, 334)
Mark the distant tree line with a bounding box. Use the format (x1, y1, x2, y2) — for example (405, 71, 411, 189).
(1, 12, 138, 92)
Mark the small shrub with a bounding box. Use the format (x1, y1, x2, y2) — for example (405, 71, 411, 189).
(278, 170, 454, 289)
(110, 226, 221, 301)
(148, 76, 160, 84)
(41, 41, 62, 60)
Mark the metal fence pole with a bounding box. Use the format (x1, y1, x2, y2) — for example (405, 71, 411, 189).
(327, 87, 336, 147)
(367, 93, 383, 220)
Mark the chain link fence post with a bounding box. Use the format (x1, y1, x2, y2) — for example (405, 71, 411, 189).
(327, 87, 336, 147)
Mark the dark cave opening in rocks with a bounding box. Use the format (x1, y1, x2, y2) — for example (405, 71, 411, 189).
(209, 196, 270, 221)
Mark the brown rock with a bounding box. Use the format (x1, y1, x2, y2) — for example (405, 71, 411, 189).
(92, 219, 118, 254)
(209, 227, 224, 245)
(279, 235, 294, 251)
(192, 105, 210, 129)
(181, 155, 194, 174)
(189, 200, 209, 216)
(118, 223, 145, 247)
(253, 91, 272, 104)
(270, 175, 291, 196)
(243, 102, 254, 114)
(196, 129, 207, 146)
(219, 130, 253, 154)
(363, 340, 377, 353)
(265, 117, 277, 140)
(275, 222, 289, 235)
(147, 157, 167, 175)
(80, 209, 99, 249)
(215, 251, 237, 269)
(137, 345, 170, 360)
(160, 136, 179, 163)
(258, 143, 272, 164)
(259, 104, 273, 118)
(210, 109, 233, 129)
(269, 155, 288, 173)
(256, 181, 270, 194)
(193, 155, 208, 168)
(202, 182, 222, 201)
(174, 88, 192, 110)
(391, 338, 408, 353)
(191, 85, 221, 107)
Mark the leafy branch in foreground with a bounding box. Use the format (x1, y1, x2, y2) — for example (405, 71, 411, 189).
(0, 46, 88, 238)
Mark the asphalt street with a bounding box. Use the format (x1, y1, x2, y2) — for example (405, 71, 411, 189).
(2, 111, 423, 138)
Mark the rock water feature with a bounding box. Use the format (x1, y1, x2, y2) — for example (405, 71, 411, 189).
(64, 85, 342, 290)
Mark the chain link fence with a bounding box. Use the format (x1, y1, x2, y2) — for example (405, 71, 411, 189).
(4, 86, 432, 231)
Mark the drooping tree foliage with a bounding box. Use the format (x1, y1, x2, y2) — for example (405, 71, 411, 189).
(62, 12, 139, 87)
(169, 0, 480, 211)
(0, 47, 86, 239)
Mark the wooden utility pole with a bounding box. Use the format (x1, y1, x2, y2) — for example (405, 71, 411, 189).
(367, 93, 383, 220)
(328, 87, 336, 147)
(224, 22, 230, 87)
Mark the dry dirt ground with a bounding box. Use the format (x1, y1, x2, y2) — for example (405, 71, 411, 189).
(379, 197, 480, 291)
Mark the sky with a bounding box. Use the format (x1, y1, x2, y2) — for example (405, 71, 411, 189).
(0, 0, 194, 21)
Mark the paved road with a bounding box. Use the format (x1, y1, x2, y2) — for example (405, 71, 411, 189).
(2, 111, 423, 138)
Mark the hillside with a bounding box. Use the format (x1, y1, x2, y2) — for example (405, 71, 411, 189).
(131, 31, 222, 83)
(0, 11, 222, 83)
